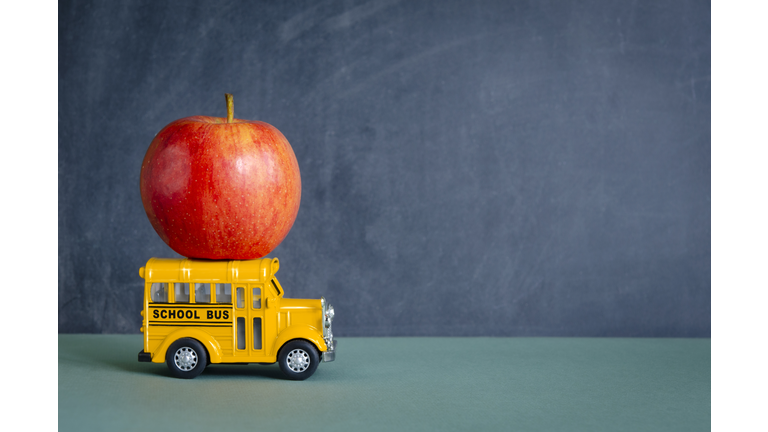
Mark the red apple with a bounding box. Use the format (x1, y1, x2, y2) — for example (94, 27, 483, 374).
(139, 94, 301, 259)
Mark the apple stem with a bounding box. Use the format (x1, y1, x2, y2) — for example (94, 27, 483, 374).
(225, 93, 234, 123)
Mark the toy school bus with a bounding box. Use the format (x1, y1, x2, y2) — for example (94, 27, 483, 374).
(137, 257, 336, 380)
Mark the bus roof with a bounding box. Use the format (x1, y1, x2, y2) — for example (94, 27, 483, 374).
(139, 257, 280, 283)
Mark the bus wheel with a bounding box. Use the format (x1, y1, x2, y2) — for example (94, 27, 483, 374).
(166, 338, 207, 379)
(278, 340, 319, 380)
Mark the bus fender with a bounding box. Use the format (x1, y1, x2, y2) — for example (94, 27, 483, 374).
(274, 325, 327, 354)
(152, 329, 223, 364)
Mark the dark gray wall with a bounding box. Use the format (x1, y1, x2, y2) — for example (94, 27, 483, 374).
(59, 0, 710, 336)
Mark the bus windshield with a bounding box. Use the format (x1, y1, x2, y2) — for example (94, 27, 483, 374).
(271, 278, 283, 296)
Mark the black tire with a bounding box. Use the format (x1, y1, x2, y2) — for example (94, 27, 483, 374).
(165, 338, 208, 379)
(278, 340, 320, 380)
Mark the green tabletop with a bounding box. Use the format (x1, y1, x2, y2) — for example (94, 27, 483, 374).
(58, 335, 710, 431)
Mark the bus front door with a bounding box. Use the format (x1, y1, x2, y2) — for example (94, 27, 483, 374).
(234, 284, 265, 359)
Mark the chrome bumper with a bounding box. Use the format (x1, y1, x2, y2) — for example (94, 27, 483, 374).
(323, 339, 337, 362)
(321, 297, 335, 362)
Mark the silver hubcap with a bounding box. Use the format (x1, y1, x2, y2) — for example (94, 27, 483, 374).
(174, 347, 198, 371)
(286, 349, 310, 372)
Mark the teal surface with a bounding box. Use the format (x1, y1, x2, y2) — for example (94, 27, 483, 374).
(59, 335, 710, 431)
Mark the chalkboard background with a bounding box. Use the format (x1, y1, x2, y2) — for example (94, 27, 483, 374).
(59, 0, 710, 336)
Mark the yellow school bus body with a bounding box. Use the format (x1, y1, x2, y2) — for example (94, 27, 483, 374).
(138, 257, 335, 378)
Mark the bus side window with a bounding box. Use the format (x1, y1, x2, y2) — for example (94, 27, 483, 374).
(236, 287, 244, 309)
(175, 283, 190, 303)
(150, 283, 168, 303)
(215, 283, 231, 303)
(195, 283, 211, 303)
